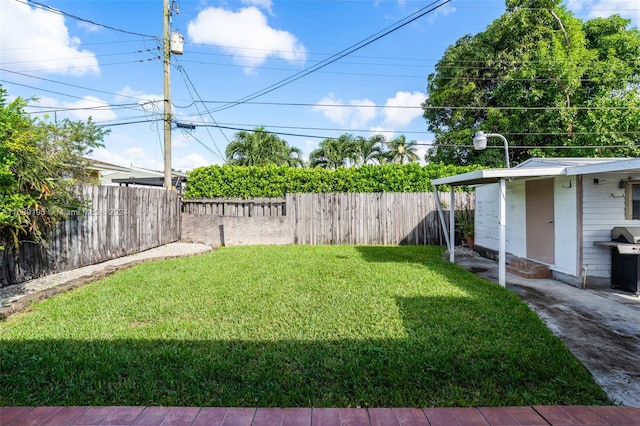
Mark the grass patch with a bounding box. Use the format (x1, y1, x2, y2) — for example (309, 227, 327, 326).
(0, 245, 608, 407)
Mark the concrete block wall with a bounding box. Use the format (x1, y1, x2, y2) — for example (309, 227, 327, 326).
(181, 214, 293, 246)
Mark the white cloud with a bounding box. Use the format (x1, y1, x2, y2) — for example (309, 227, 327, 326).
(0, 0, 99, 76)
(115, 86, 163, 112)
(382, 91, 426, 127)
(187, 6, 306, 71)
(242, 0, 273, 14)
(77, 21, 102, 33)
(313, 94, 377, 127)
(566, 0, 589, 11)
(567, 0, 640, 27)
(173, 153, 211, 171)
(28, 96, 117, 122)
(413, 138, 431, 165)
(369, 126, 395, 142)
(427, 5, 456, 23)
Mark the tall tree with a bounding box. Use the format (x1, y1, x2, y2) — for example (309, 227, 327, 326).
(0, 87, 107, 249)
(225, 127, 303, 167)
(354, 134, 386, 165)
(423, 0, 640, 166)
(309, 134, 358, 169)
(387, 135, 419, 165)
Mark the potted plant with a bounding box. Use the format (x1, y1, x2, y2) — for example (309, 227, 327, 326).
(456, 210, 474, 249)
(462, 221, 474, 249)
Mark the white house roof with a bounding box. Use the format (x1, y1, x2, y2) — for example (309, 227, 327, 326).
(86, 158, 130, 173)
(432, 157, 640, 187)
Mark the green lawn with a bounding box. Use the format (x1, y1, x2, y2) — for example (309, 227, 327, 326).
(0, 245, 608, 407)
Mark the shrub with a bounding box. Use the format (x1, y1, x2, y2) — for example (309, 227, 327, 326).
(185, 163, 481, 198)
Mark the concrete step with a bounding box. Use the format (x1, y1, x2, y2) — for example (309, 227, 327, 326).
(506, 257, 551, 279)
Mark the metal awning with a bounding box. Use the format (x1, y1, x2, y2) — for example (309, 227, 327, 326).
(431, 166, 567, 187)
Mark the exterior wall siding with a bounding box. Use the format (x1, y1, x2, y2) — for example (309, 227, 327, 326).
(507, 181, 527, 258)
(474, 184, 500, 250)
(581, 172, 638, 278)
(553, 176, 578, 276)
(474, 182, 526, 258)
(476, 176, 578, 276)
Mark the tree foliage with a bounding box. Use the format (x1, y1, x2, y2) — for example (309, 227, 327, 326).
(225, 126, 304, 167)
(309, 133, 418, 168)
(0, 87, 107, 249)
(423, 0, 640, 166)
(387, 135, 420, 164)
(185, 163, 481, 198)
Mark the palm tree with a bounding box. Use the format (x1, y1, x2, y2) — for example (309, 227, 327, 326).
(387, 135, 419, 165)
(309, 134, 357, 169)
(354, 135, 386, 166)
(225, 127, 303, 167)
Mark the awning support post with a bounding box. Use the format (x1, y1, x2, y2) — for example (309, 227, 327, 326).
(434, 186, 451, 254)
(499, 178, 506, 287)
(450, 188, 456, 263)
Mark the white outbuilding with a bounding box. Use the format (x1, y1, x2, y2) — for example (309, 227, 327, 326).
(433, 157, 640, 294)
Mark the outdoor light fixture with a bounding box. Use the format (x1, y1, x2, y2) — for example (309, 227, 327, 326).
(473, 131, 510, 168)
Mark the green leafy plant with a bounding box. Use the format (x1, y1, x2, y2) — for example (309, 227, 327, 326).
(185, 163, 482, 198)
(0, 86, 107, 250)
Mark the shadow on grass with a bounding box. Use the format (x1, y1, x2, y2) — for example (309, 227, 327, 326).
(0, 246, 609, 407)
(1, 300, 608, 408)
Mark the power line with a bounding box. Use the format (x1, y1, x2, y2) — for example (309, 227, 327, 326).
(95, 118, 162, 128)
(18, 0, 158, 39)
(0, 68, 159, 103)
(192, 122, 640, 141)
(176, 59, 425, 79)
(6, 59, 159, 75)
(173, 99, 640, 111)
(0, 79, 107, 102)
(1, 49, 156, 66)
(208, 0, 452, 113)
(174, 59, 227, 162)
(26, 103, 140, 113)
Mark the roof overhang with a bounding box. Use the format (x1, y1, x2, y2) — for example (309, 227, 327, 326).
(112, 176, 186, 187)
(432, 158, 640, 187)
(566, 158, 640, 176)
(431, 166, 567, 187)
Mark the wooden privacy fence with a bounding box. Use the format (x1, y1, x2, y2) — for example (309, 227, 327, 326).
(1, 185, 180, 287)
(288, 192, 473, 246)
(181, 192, 474, 247)
(182, 198, 286, 217)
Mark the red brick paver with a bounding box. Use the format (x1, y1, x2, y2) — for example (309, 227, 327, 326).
(1, 405, 639, 426)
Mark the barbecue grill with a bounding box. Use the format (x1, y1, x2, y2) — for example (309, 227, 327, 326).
(595, 226, 640, 295)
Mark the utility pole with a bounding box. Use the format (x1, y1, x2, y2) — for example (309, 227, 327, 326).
(163, 0, 172, 189)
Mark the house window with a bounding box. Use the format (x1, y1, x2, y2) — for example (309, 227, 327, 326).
(625, 182, 640, 220)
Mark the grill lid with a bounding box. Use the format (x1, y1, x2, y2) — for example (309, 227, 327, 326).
(612, 227, 640, 243)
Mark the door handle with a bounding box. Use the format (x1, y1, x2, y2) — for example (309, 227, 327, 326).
(548, 220, 554, 223)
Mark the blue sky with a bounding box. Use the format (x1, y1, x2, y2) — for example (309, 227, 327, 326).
(1, 0, 639, 171)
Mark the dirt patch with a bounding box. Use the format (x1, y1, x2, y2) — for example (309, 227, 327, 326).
(511, 284, 640, 406)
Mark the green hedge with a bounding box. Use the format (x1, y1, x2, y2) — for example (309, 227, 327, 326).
(185, 163, 481, 198)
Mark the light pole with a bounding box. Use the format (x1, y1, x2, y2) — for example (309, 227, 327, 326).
(472, 131, 510, 168)
(473, 130, 509, 287)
